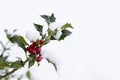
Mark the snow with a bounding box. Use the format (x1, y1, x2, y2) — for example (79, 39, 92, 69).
(49, 22, 62, 31)
(5, 29, 17, 37)
(41, 50, 62, 73)
(54, 30, 62, 39)
(6, 30, 12, 35)
(48, 22, 62, 39)
(25, 31, 40, 42)
(1, 0, 120, 80)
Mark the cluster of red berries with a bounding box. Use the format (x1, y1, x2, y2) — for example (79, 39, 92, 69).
(26, 40, 43, 62)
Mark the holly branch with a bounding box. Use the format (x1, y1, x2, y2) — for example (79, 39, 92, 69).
(0, 13, 73, 80)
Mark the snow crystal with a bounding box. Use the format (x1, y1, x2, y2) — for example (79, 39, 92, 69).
(26, 31, 40, 42)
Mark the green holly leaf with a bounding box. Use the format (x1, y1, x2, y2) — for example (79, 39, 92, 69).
(17, 36, 28, 46)
(49, 13, 56, 22)
(10, 60, 24, 68)
(0, 55, 10, 69)
(40, 15, 50, 25)
(7, 35, 28, 52)
(26, 71, 31, 79)
(33, 23, 43, 35)
(46, 59, 57, 71)
(40, 15, 49, 21)
(40, 13, 56, 25)
(28, 55, 36, 68)
(0, 61, 9, 69)
(6, 34, 15, 43)
(50, 36, 57, 40)
(61, 23, 74, 30)
(59, 29, 72, 40)
(0, 54, 8, 61)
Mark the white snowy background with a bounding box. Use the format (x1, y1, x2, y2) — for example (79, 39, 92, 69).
(0, 0, 120, 80)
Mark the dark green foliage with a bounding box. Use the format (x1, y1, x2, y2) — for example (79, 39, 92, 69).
(34, 23, 43, 36)
(41, 13, 56, 25)
(10, 60, 24, 68)
(7, 35, 28, 52)
(59, 29, 72, 40)
(0, 55, 9, 69)
(28, 54, 36, 68)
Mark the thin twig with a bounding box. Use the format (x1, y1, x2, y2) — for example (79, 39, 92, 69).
(0, 40, 29, 79)
(0, 68, 18, 79)
(0, 58, 29, 79)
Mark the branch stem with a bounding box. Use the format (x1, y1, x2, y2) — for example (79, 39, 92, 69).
(0, 58, 29, 79)
(0, 68, 18, 79)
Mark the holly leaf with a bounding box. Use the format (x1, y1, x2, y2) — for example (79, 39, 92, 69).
(26, 71, 31, 79)
(40, 13, 56, 25)
(49, 13, 56, 22)
(0, 61, 9, 69)
(61, 23, 73, 30)
(10, 60, 24, 68)
(33, 23, 43, 35)
(59, 29, 72, 40)
(50, 36, 57, 40)
(6, 34, 15, 43)
(0, 55, 10, 69)
(40, 15, 50, 25)
(17, 36, 28, 46)
(7, 35, 28, 52)
(46, 59, 57, 71)
(0, 54, 8, 61)
(28, 55, 36, 68)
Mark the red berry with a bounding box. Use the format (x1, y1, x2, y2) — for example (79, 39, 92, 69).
(29, 44, 34, 48)
(26, 47, 30, 51)
(32, 42, 36, 46)
(36, 56, 42, 62)
(29, 49, 35, 55)
(39, 40, 43, 45)
(35, 47, 41, 53)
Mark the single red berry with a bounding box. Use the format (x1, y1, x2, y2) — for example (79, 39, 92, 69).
(36, 56, 42, 62)
(29, 44, 34, 48)
(29, 49, 35, 55)
(26, 47, 30, 51)
(39, 40, 43, 45)
(32, 42, 36, 46)
(35, 47, 41, 53)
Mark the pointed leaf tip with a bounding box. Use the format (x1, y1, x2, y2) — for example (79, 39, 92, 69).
(61, 23, 74, 30)
(46, 58, 57, 71)
(59, 29, 72, 40)
(33, 23, 43, 34)
(40, 13, 56, 25)
(26, 71, 31, 79)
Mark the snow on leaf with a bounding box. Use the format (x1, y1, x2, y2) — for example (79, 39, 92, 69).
(41, 50, 62, 73)
(54, 30, 62, 40)
(59, 29, 72, 40)
(7, 35, 28, 52)
(26, 31, 40, 42)
(48, 22, 62, 31)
